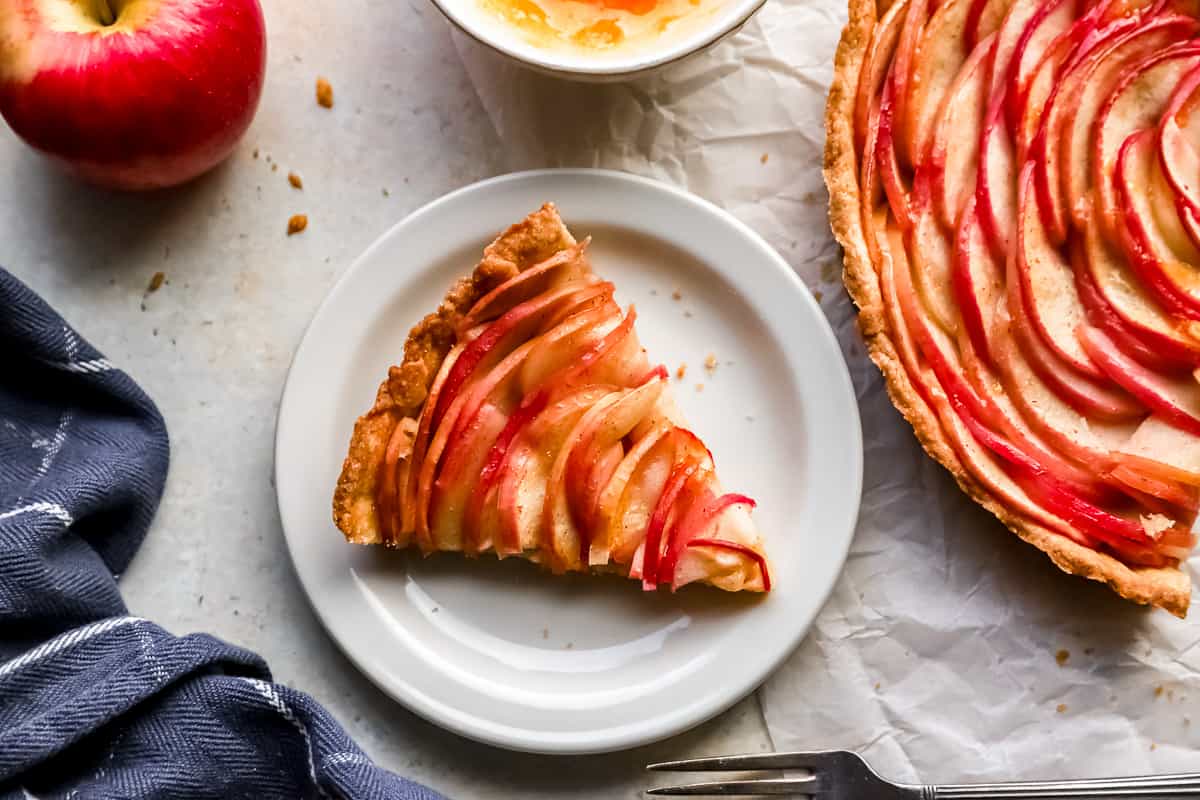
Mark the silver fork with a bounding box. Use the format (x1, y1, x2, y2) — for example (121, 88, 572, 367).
(647, 750, 1200, 797)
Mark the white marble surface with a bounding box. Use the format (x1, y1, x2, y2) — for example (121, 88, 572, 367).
(0, 2, 777, 797)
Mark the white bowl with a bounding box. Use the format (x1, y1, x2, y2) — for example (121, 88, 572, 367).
(431, 0, 768, 81)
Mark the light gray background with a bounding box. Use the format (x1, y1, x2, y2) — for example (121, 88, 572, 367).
(0, 2, 776, 797)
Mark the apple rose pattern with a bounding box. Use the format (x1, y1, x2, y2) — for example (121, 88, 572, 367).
(829, 0, 1200, 613)
(0, 269, 442, 800)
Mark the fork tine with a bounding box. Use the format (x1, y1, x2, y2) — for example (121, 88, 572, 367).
(647, 752, 820, 772)
(646, 776, 819, 796)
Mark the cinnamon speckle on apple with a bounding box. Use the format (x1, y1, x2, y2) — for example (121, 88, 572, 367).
(287, 214, 308, 236)
(316, 76, 334, 108)
(288, 172, 303, 190)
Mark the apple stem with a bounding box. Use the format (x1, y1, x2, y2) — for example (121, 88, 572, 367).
(96, 0, 116, 25)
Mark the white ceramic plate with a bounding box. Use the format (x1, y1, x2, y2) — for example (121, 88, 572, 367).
(275, 169, 862, 754)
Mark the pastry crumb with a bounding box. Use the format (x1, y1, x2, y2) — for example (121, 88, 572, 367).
(252, 148, 259, 159)
(704, 353, 718, 374)
(271, 163, 278, 172)
(695, 383, 704, 392)
(565, 642, 574, 650)
(147, 271, 165, 293)
(382, 188, 390, 197)
(683, 310, 694, 318)
(1055, 649, 1069, 666)
(760, 153, 769, 164)
(287, 214, 308, 236)
(1155, 685, 1165, 698)
(1150, 743, 1157, 751)
(1056, 703, 1067, 714)
(316, 76, 334, 108)
(288, 172, 303, 190)
(672, 289, 682, 301)
(676, 363, 687, 380)
(542, 627, 548, 640)
(874, 682, 881, 690)
(813, 289, 824, 302)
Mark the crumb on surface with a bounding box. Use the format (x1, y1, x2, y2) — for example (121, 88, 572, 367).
(147, 271, 165, 293)
(565, 642, 574, 650)
(316, 76, 334, 108)
(287, 214, 308, 236)
(760, 153, 769, 164)
(382, 188, 390, 197)
(695, 383, 704, 392)
(542, 627, 548, 640)
(683, 310, 693, 318)
(252, 148, 259, 159)
(1055, 649, 1070, 666)
(1056, 703, 1068, 714)
(813, 289, 824, 302)
(874, 682, 881, 690)
(1156, 685, 1165, 698)
(1084, 647, 1094, 655)
(271, 163, 278, 172)
(676, 363, 687, 380)
(1151, 743, 1157, 751)
(288, 172, 303, 190)
(704, 353, 718, 374)
(672, 289, 682, 301)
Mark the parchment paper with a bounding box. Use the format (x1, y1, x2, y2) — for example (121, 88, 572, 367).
(452, 4, 1200, 780)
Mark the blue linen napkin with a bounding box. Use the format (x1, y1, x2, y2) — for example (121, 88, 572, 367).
(0, 269, 444, 800)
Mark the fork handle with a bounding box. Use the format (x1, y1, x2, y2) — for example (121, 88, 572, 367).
(929, 774, 1200, 798)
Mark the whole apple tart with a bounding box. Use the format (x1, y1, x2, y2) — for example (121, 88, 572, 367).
(826, 0, 1200, 615)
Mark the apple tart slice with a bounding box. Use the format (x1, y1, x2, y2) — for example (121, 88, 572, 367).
(332, 204, 770, 592)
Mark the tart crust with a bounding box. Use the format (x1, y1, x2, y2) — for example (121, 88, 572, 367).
(824, 0, 1190, 616)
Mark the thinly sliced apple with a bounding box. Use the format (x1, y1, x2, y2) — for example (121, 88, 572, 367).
(908, 207, 961, 334)
(1005, 0, 1076, 130)
(987, 0, 1044, 96)
(976, 92, 1018, 260)
(1116, 129, 1200, 318)
(930, 34, 994, 231)
(496, 386, 617, 557)
(1059, 17, 1198, 235)
(376, 417, 418, 547)
(891, 223, 1120, 503)
(432, 281, 613, 429)
(1078, 326, 1200, 436)
(1014, 29, 1073, 163)
(659, 482, 759, 590)
(966, 0, 1013, 48)
(1014, 165, 1107, 377)
(596, 424, 672, 564)
(640, 430, 714, 589)
(565, 378, 667, 551)
(989, 319, 1140, 466)
(856, 0, 910, 153)
(1118, 414, 1200, 486)
(544, 390, 628, 571)
(1081, 220, 1200, 365)
(417, 304, 615, 546)
(892, 0, 933, 167)
(1159, 61, 1200, 249)
(402, 342, 466, 547)
(905, 0, 973, 166)
(880, 223, 1102, 547)
(1093, 45, 1200, 245)
(953, 195, 1005, 362)
(459, 241, 591, 331)
(878, 74, 915, 229)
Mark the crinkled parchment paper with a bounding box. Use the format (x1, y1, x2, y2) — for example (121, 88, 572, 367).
(452, 4, 1200, 779)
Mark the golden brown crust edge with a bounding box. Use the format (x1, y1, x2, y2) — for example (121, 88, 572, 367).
(823, 0, 1190, 617)
(332, 203, 576, 545)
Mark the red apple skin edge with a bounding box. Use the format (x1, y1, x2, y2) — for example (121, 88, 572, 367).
(0, 0, 267, 191)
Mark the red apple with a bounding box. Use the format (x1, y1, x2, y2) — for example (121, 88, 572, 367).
(0, 0, 266, 190)
(903, 0, 972, 169)
(929, 35, 992, 231)
(854, 0, 908, 154)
